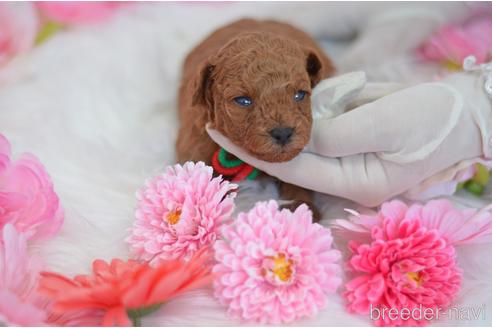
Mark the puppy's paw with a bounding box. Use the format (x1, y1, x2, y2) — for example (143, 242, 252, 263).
(280, 200, 321, 223)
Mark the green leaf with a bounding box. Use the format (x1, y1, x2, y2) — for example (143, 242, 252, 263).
(465, 180, 484, 196)
(35, 21, 65, 46)
(472, 163, 490, 186)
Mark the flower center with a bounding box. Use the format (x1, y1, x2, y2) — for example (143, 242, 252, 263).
(270, 253, 293, 282)
(443, 60, 461, 71)
(166, 210, 181, 225)
(406, 271, 422, 287)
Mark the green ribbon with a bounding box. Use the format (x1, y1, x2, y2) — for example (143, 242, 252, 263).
(218, 148, 243, 168)
(246, 167, 259, 180)
(216, 148, 259, 180)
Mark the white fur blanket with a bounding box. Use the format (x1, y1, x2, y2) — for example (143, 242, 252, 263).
(1, 2, 491, 326)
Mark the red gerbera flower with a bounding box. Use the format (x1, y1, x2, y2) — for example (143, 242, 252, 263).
(39, 248, 213, 326)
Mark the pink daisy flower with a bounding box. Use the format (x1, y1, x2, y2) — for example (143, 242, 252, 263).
(127, 161, 236, 265)
(0, 134, 63, 241)
(336, 199, 492, 326)
(213, 200, 342, 324)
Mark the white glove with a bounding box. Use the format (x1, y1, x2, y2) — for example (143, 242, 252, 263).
(207, 64, 492, 207)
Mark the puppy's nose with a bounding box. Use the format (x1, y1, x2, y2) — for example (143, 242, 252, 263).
(269, 127, 294, 146)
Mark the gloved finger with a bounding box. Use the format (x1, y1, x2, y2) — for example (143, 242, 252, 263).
(345, 82, 406, 109)
(207, 125, 420, 207)
(252, 151, 420, 207)
(306, 82, 464, 159)
(311, 71, 367, 120)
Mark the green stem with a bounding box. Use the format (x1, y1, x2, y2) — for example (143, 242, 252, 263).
(132, 315, 141, 327)
(127, 303, 163, 327)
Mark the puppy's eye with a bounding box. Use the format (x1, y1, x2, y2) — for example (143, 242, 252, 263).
(233, 96, 253, 107)
(293, 90, 307, 102)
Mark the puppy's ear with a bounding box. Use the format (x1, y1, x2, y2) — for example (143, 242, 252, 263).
(192, 62, 214, 107)
(305, 50, 323, 88)
(305, 49, 335, 88)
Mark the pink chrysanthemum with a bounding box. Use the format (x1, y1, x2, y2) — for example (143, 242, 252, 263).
(0, 224, 103, 326)
(336, 199, 492, 326)
(127, 162, 236, 265)
(213, 200, 342, 324)
(418, 15, 492, 67)
(0, 224, 47, 326)
(0, 134, 63, 241)
(36, 2, 128, 25)
(0, 3, 39, 66)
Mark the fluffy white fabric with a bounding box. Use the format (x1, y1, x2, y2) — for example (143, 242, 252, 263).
(1, 2, 491, 326)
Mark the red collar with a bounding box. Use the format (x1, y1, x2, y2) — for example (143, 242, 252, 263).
(211, 148, 259, 182)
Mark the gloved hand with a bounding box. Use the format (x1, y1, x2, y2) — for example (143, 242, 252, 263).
(207, 62, 492, 207)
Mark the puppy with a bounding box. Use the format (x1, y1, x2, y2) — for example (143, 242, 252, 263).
(176, 18, 334, 220)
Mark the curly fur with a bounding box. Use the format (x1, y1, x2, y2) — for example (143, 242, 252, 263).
(176, 19, 334, 219)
